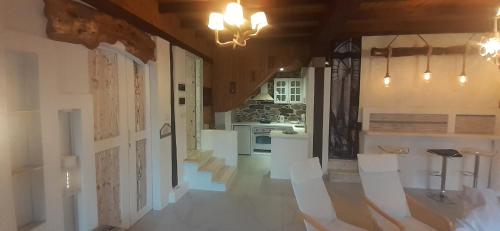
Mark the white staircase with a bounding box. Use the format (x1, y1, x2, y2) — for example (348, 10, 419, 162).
(183, 150, 237, 191)
(328, 159, 361, 183)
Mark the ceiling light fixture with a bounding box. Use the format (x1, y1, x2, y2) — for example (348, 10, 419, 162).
(384, 47, 393, 88)
(479, 7, 500, 68)
(383, 35, 399, 88)
(208, 0, 268, 48)
(418, 35, 432, 83)
(458, 35, 475, 86)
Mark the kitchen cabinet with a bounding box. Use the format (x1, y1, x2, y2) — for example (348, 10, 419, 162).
(274, 78, 305, 104)
(234, 125, 252, 155)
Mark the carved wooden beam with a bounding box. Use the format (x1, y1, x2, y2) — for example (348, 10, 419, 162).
(370, 45, 480, 57)
(44, 0, 155, 63)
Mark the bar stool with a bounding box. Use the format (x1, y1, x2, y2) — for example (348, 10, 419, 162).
(460, 148, 495, 188)
(427, 149, 463, 203)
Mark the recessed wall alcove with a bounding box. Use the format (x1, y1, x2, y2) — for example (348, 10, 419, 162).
(5, 50, 46, 231)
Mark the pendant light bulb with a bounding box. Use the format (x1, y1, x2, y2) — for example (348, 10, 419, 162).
(423, 45, 432, 83)
(384, 74, 391, 87)
(458, 74, 468, 86)
(423, 71, 432, 83)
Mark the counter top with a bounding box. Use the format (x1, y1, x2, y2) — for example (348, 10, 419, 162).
(362, 131, 500, 140)
(270, 128, 308, 139)
(232, 122, 304, 127)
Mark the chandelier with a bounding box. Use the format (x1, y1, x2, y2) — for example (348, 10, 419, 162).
(208, 0, 268, 48)
(479, 7, 500, 67)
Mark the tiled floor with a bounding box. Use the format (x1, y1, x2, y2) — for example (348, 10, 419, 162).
(128, 155, 462, 231)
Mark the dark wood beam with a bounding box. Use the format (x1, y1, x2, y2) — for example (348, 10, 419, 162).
(344, 18, 492, 35)
(159, 0, 328, 13)
(370, 45, 479, 57)
(81, 0, 213, 62)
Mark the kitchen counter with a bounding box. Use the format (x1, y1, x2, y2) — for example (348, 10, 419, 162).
(270, 127, 310, 179)
(270, 128, 307, 139)
(232, 121, 304, 127)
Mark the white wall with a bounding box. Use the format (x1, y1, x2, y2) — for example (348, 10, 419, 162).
(173, 46, 188, 189)
(360, 34, 500, 109)
(0, 0, 180, 229)
(150, 38, 173, 210)
(0, 0, 100, 227)
(360, 34, 500, 190)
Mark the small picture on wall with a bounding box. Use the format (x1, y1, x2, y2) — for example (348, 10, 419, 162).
(178, 84, 186, 91)
(179, 98, 185, 105)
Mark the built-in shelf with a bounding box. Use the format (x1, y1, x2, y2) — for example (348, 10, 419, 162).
(362, 131, 500, 140)
(11, 165, 43, 175)
(6, 50, 46, 230)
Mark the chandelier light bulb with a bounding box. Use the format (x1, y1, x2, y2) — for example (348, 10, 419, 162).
(251, 12, 268, 30)
(423, 71, 432, 83)
(208, 12, 225, 30)
(224, 2, 244, 27)
(384, 74, 391, 87)
(458, 75, 468, 86)
(479, 37, 500, 58)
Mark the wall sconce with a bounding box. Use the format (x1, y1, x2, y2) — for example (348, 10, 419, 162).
(62, 155, 80, 196)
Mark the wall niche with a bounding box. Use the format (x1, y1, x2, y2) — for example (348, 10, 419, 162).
(5, 50, 46, 230)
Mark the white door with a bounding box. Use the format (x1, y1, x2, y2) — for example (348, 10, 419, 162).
(126, 60, 152, 224)
(90, 48, 152, 228)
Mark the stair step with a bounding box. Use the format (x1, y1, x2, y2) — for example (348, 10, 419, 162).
(199, 157, 225, 173)
(328, 169, 360, 183)
(329, 159, 359, 171)
(185, 150, 212, 165)
(213, 166, 237, 184)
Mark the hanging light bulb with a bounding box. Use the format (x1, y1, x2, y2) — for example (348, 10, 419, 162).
(224, 2, 244, 27)
(384, 46, 393, 87)
(423, 46, 432, 83)
(458, 75, 468, 86)
(458, 41, 470, 87)
(384, 74, 391, 88)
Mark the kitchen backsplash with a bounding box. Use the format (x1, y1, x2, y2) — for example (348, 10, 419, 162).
(233, 101, 306, 122)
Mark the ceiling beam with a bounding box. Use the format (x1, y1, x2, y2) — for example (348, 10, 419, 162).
(343, 18, 492, 35)
(159, 0, 328, 13)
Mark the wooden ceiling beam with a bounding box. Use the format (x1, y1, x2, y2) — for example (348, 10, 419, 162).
(181, 19, 319, 30)
(159, 0, 328, 14)
(179, 12, 321, 29)
(343, 18, 492, 35)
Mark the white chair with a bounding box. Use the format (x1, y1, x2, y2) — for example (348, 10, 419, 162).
(290, 158, 366, 231)
(457, 186, 500, 231)
(357, 154, 454, 231)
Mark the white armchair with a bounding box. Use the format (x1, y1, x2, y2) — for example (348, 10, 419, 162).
(290, 158, 366, 231)
(357, 154, 454, 231)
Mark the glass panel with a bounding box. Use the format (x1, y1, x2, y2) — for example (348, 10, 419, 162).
(291, 96, 295, 101)
(291, 88, 295, 94)
(291, 81, 295, 87)
(297, 88, 300, 94)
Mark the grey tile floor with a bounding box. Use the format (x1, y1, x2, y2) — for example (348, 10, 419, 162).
(128, 155, 462, 231)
